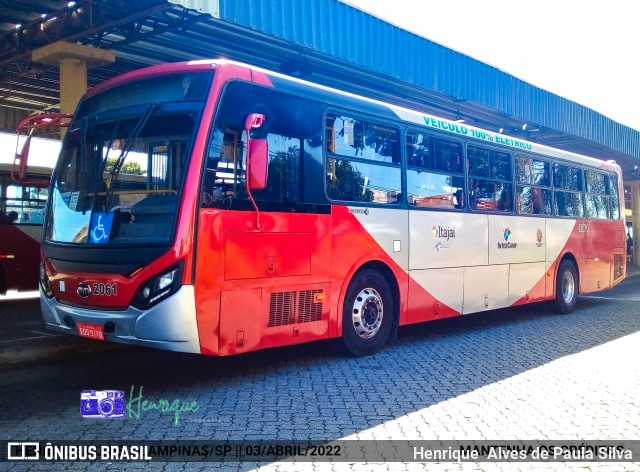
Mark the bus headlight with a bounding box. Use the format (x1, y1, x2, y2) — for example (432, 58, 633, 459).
(133, 263, 183, 310)
(40, 262, 53, 298)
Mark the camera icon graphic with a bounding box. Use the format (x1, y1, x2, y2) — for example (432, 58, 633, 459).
(80, 390, 125, 418)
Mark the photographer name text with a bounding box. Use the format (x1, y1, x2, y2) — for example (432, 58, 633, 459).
(413, 445, 633, 462)
(127, 385, 199, 426)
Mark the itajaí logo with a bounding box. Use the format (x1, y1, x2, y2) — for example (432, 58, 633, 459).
(498, 227, 517, 249)
(432, 225, 456, 240)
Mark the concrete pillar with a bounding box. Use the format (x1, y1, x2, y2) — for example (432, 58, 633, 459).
(58, 57, 88, 118)
(32, 41, 115, 137)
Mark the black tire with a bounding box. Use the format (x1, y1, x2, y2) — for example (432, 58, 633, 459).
(340, 269, 394, 356)
(553, 260, 578, 314)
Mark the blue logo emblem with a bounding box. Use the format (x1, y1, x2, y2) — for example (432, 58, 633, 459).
(80, 390, 125, 418)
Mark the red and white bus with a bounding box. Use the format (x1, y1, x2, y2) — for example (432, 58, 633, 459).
(38, 60, 626, 356)
(0, 163, 50, 293)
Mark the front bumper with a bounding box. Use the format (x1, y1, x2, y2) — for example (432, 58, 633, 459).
(40, 285, 201, 354)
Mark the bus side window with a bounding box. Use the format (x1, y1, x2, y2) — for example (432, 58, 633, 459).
(467, 146, 512, 212)
(610, 173, 620, 220)
(0, 210, 18, 224)
(515, 155, 551, 215)
(406, 132, 463, 210)
(497, 189, 511, 211)
(326, 114, 401, 204)
(454, 189, 464, 209)
(553, 163, 584, 217)
(201, 80, 326, 209)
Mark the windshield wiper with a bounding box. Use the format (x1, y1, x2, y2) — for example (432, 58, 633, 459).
(105, 104, 157, 209)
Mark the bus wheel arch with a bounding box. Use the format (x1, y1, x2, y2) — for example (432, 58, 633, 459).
(339, 261, 399, 356)
(553, 255, 579, 314)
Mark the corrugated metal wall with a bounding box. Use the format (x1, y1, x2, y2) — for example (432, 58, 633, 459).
(218, 0, 640, 160)
(0, 108, 28, 134)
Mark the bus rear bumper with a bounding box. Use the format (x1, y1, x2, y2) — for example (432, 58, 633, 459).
(40, 285, 201, 354)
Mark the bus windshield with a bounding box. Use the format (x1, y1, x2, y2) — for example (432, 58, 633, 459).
(45, 72, 212, 246)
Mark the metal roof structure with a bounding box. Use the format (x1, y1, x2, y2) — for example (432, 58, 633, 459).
(0, 0, 638, 178)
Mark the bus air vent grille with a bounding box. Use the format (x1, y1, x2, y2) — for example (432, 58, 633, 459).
(268, 289, 324, 327)
(269, 291, 297, 327)
(298, 289, 323, 324)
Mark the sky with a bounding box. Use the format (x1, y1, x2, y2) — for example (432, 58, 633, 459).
(343, 0, 640, 132)
(0, 132, 60, 168)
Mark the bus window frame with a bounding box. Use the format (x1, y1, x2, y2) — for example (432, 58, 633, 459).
(514, 152, 552, 217)
(466, 143, 515, 214)
(404, 127, 465, 212)
(323, 109, 403, 207)
(0, 177, 50, 225)
(584, 169, 609, 220)
(552, 162, 586, 219)
(609, 172, 621, 220)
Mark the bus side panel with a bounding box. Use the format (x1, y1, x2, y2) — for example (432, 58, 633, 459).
(584, 219, 623, 292)
(331, 208, 580, 328)
(408, 268, 463, 323)
(193, 210, 225, 354)
(509, 262, 547, 305)
(409, 212, 488, 270)
(463, 264, 509, 314)
(407, 211, 485, 322)
(203, 206, 626, 355)
(219, 288, 262, 354)
(331, 205, 409, 331)
(197, 210, 332, 356)
(0, 224, 41, 292)
(546, 218, 582, 285)
(218, 282, 330, 355)
(488, 216, 546, 265)
(488, 215, 547, 306)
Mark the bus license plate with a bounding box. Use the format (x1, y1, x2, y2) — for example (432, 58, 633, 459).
(77, 322, 104, 341)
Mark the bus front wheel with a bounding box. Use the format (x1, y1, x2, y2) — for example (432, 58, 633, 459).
(553, 260, 578, 314)
(341, 269, 393, 356)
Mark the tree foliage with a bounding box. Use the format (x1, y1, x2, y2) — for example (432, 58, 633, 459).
(327, 158, 374, 202)
(104, 157, 145, 175)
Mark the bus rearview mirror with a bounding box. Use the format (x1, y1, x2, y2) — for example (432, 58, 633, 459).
(248, 138, 268, 191)
(244, 113, 265, 130)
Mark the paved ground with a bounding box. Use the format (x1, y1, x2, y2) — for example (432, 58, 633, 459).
(1, 271, 640, 471)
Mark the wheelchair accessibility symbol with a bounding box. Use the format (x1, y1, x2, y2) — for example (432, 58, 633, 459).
(89, 212, 114, 244)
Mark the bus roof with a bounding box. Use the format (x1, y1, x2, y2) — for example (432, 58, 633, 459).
(84, 59, 620, 174)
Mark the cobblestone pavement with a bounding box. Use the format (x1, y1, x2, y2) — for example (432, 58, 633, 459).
(1, 274, 640, 472)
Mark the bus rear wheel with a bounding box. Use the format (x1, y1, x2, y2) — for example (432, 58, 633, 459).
(341, 269, 393, 356)
(553, 260, 578, 314)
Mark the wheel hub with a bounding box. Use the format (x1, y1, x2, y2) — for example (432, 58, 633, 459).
(562, 270, 575, 304)
(351, 288, 383, 339)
